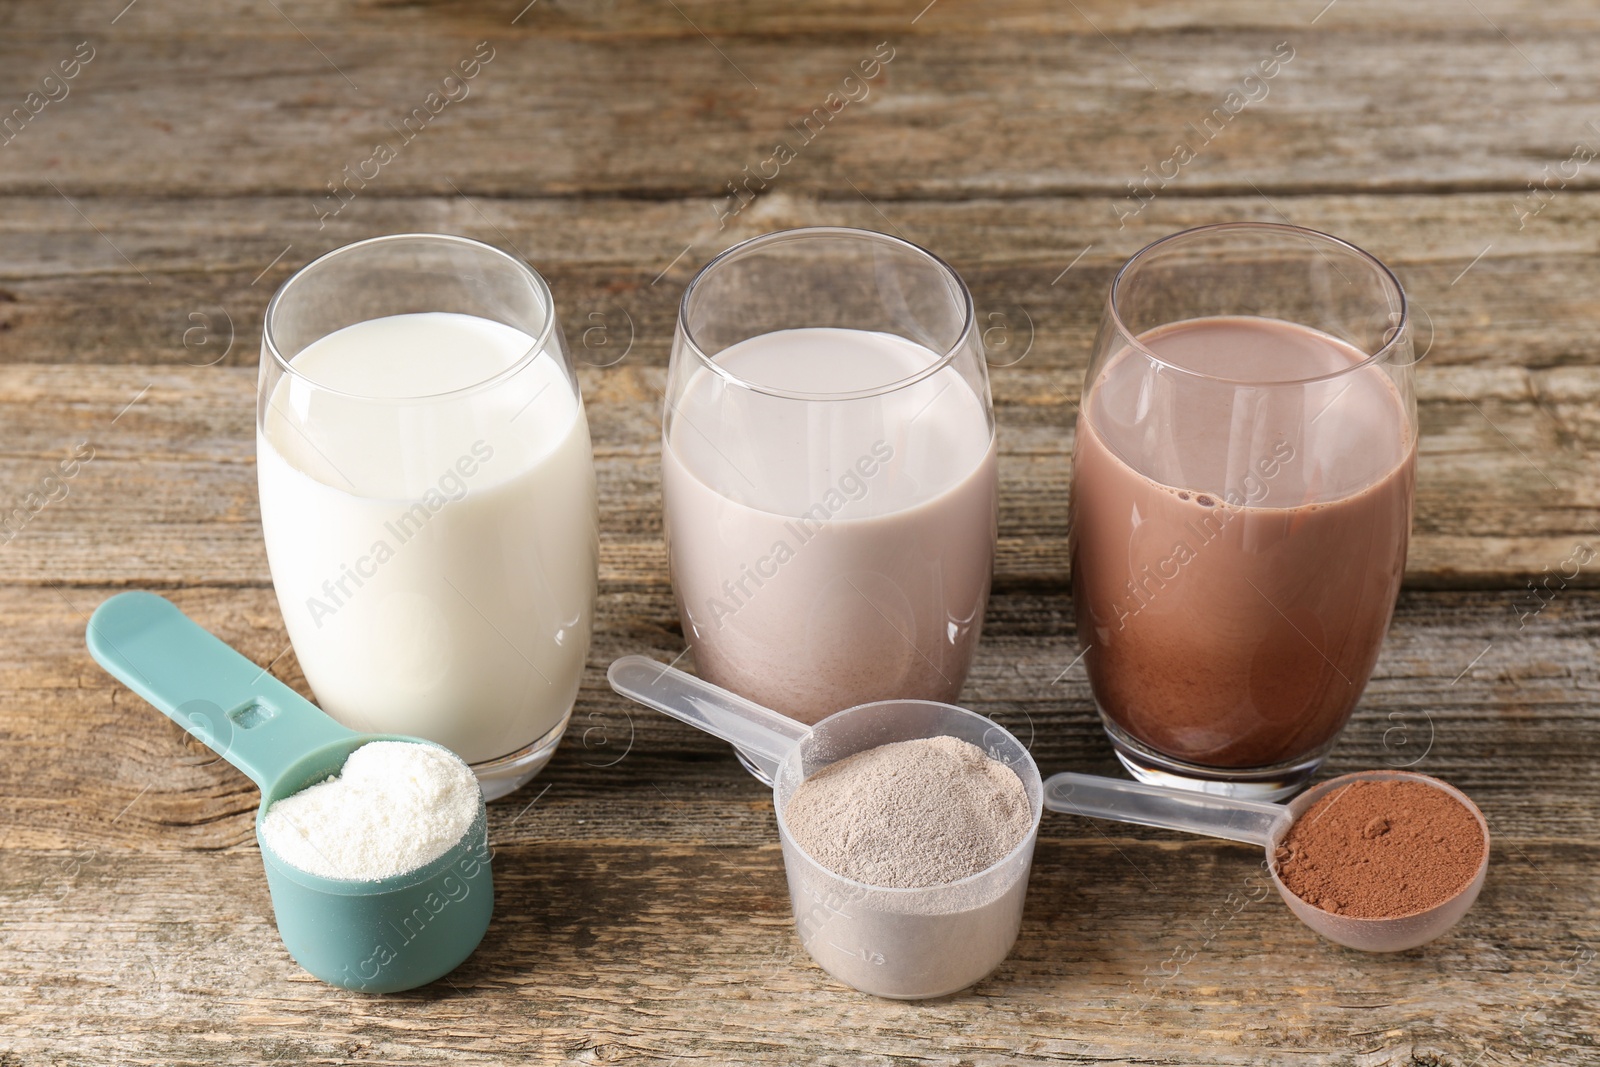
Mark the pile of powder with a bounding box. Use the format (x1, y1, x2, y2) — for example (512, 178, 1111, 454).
(1275, 777, 1486, 919)
(783, 736, 1033, 889)
(259, 741, 480, 881)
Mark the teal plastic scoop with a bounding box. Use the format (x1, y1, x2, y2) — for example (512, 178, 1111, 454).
(86, 591, 493, 992)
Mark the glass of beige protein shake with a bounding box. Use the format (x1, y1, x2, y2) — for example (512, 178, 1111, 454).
(1070, 223, 1418, 800)
(663, 227, 998, 780)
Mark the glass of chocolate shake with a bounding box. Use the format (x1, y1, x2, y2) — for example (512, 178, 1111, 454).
(1070, 222, 1417, 799)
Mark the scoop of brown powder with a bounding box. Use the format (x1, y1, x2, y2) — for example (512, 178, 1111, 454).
(1275, 778, 1486, 920)
(782, 736, 1033, 889)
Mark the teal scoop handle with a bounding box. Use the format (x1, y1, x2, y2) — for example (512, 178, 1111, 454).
(85, 590, 495, 994)
(86, 591, 356, 792)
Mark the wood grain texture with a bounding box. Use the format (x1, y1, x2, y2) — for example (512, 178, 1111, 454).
(0, 360, 1597, 591)
(4, 583, 1600, 850)
(3, 0, 1599, 1063)
(0, 2, 1595, 199)
(1, 841, 1594, 1066)
(1, 584, 1597, 1064)
(0, 191, 1596, 370)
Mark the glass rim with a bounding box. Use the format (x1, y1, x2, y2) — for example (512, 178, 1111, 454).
(1107, 221, 1411, 388)
(771, 699, 1044, 897)
(676, 226, 978, 403)
(261, 232, 560, 403)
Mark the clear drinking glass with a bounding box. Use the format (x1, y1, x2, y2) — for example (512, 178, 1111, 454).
(1070, 222, 1417, 799)
(663, 227, 998, 777)
(258, 234, 598, 800)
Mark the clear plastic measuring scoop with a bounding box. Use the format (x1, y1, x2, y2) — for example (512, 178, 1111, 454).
(1045, 770, 1489, 951)
(608, 654, 1043, 999)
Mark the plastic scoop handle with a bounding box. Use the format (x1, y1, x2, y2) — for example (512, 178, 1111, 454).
(1043, 771, 1291, 847)
(86, 591, 357, 792)
(606, 655, 809, 780)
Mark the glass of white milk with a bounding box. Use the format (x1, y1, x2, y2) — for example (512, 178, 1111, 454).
(663, 227, 997, 778)
(257, 234, 598, 800)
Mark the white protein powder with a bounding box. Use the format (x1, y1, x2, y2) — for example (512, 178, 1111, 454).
(259, 741, 480, 881)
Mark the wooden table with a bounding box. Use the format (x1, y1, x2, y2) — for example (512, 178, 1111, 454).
(3, 2, 1596, 1062)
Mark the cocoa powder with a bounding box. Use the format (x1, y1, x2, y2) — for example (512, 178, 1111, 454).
(1275, 778, 1485, 919)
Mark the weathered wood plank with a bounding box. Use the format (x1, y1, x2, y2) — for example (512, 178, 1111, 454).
(0, 360, 1596, 589)
(1, 837, 1594, 1066)
(0, 192, 1593, 373)
(0, 4, 1594, 199)
(8, 0, 1600, 37)
(3, 583, 1596, 855)
(2, 578, 1596, 1062)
